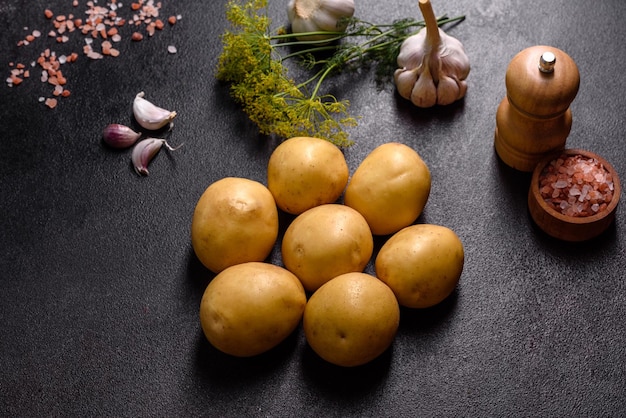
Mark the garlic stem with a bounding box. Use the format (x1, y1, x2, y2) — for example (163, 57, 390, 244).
(419, 0, 441, 49)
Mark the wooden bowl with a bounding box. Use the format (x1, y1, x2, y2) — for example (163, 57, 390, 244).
(528, 149, 621, 242)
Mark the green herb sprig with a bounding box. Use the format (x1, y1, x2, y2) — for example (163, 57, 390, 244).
(217, 0, 465, 147)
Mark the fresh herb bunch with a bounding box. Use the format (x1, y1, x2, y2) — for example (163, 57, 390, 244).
(217, 0, 465, 146)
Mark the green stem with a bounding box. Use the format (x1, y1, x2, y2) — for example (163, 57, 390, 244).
(280, 45, 339, 62)
(310, 63, 339, 99)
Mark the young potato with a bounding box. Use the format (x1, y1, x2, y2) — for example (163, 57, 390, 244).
(199, 262, 307, 357)
(281, 204, 373, 292)
(344, 142, 431, 235)
(191, 177, 279, 273)
(375, 224, 464, 308)
(267, 136, 349, 215)
(303, 272, 400, 367)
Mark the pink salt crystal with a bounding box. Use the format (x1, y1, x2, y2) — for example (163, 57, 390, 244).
(554, 180, 568, 189)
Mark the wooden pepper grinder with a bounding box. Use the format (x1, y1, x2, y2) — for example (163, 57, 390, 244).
(494, 45, 580, 172)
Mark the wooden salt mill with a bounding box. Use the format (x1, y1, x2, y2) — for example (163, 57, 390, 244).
(494, 46, 580, 172)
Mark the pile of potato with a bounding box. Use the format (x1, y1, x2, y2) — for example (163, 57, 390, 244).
(191, 137, 464, 367)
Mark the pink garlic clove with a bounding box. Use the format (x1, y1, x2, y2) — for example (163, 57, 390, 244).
(102, 124, 142, 149)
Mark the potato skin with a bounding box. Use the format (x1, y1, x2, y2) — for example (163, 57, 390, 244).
(303, 272, 400, 367)
(344, 142, 431, 236)
(199, 262, 307, 357)
(375, 224, 464, 308)
(267, 136, 349, 215)
(281, 204, 373, 292)
(191, 177, 279, 274)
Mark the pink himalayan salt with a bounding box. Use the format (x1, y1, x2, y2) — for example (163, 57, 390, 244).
(539, 154, 614, 217)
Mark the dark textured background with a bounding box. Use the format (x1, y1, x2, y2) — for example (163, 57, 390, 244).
(1, 0, 625, 416)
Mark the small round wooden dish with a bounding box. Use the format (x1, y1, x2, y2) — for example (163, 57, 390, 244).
(528, 149, 621, 242)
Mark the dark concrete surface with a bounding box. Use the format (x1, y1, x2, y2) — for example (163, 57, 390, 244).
(1, 0, 625, 416)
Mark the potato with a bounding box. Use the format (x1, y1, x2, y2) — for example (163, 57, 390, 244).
(375, 224, 464, 308)
(191, 177, 279, 273)
(199, 262, 307, 357)
(344, 142, 431, 235)
(281, 204, 373, 292)
(267, 136, 349, 215)
(303, 272, 400, 367)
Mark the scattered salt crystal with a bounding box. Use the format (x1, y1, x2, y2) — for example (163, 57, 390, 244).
(7, 0, 180, 108)
(44, 97, 58, 108)
(554, 180, 568, 189)
(569, 187, 581, 196)
(87, 51, 103, 59)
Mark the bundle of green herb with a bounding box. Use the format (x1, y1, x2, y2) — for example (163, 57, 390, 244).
(216, 0, 464, 146)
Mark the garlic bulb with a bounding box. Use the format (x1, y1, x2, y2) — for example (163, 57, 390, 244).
(132, 92, 177, 131)
(287, 0, 355, 42)
(394, 0, 470, 108)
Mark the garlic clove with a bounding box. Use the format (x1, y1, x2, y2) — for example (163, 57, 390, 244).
(394, 67, 420, 100)
(311, 8, 344, 31)
(396, 30, 427, 69)
(440, 37, 470, 71)
(132, 138, 164, 176)
(411, 66, 437, 108)
(436, 75, 460, 106)
(290, 16, 320, 36)
(102, 123, 142, 149)
(132, 138, 183, 176)
(132, 92, 177, 131)
(456, 79, 468, 100)
(321, 0, 356, 18)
